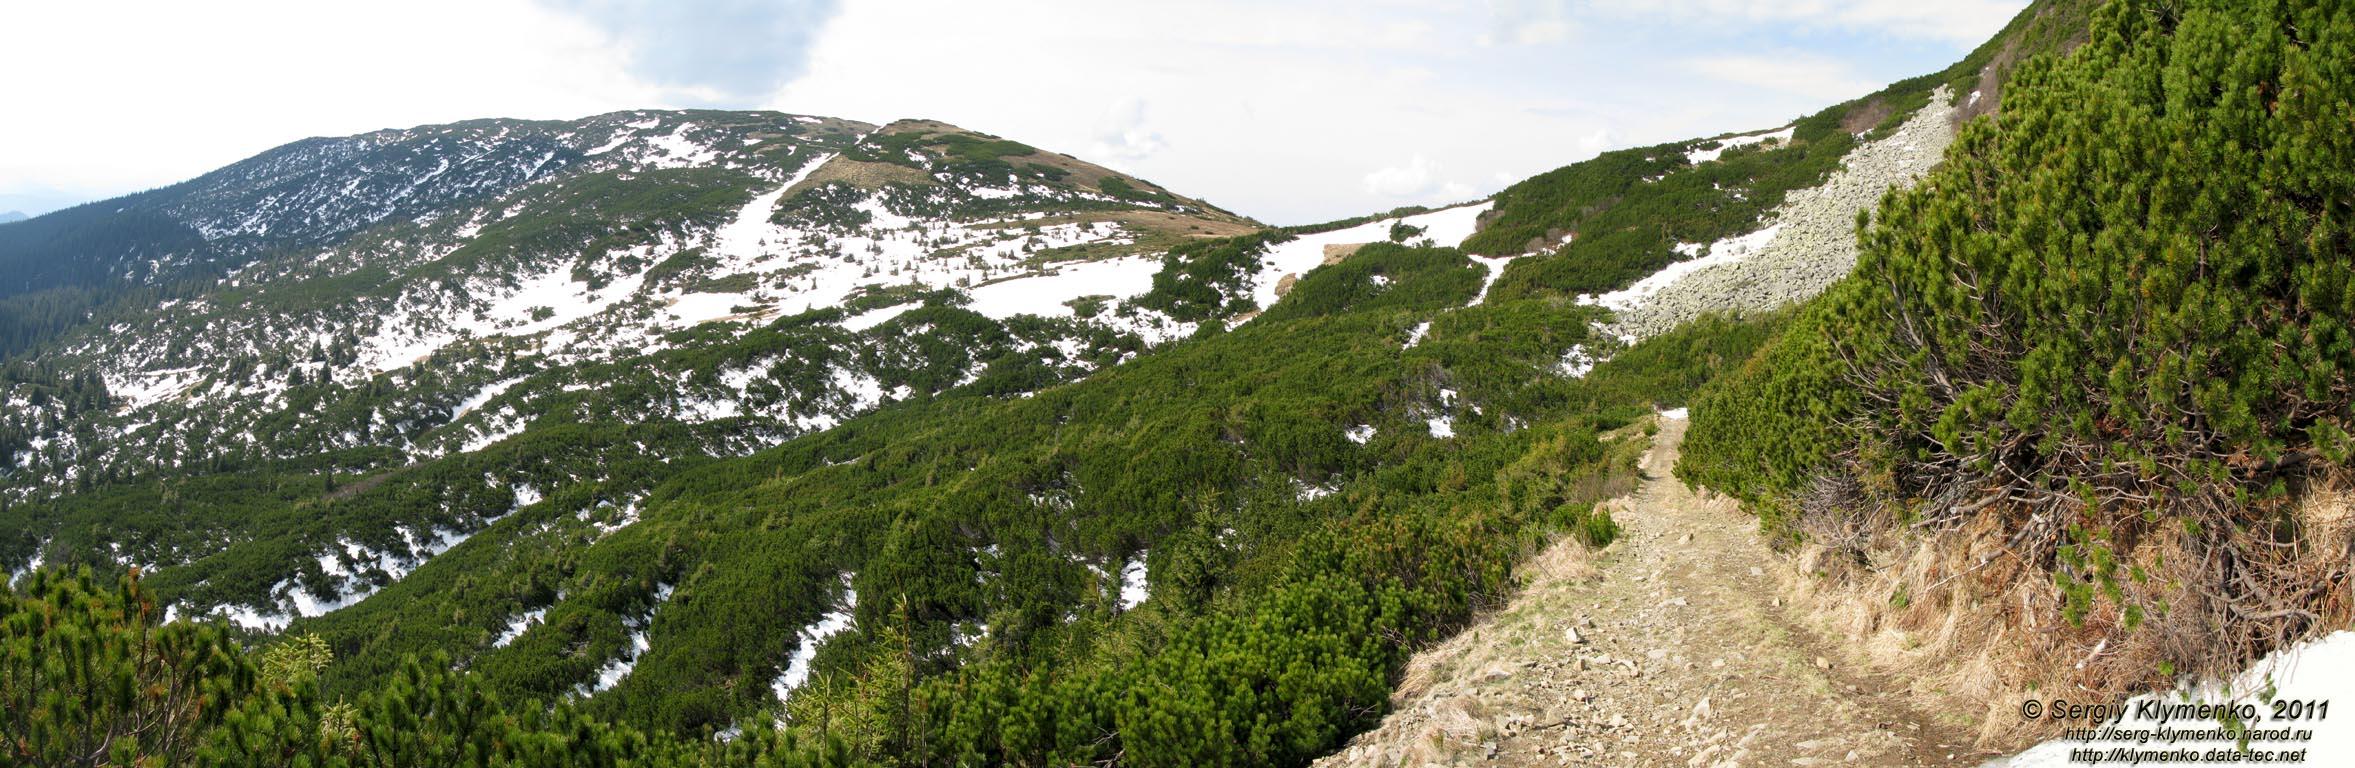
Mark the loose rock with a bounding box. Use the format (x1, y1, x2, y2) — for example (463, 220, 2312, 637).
(1601, 86, 1962, 342)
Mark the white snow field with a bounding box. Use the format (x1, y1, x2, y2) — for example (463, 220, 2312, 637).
(1685, 126, 1795, 165)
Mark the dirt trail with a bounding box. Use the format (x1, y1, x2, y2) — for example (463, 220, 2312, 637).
(1317, 415, 1993, 767)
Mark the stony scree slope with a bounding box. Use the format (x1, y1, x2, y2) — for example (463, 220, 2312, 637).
(1596, 86, 1961, 341)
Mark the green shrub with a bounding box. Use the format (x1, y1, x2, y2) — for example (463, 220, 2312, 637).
(1681, 0, 2355, 658)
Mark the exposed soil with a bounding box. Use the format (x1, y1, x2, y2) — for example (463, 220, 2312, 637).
(971, 209, 1260, 241)
(785, 155, 936, 197)
(1316, 416, 1999, 767)
(1324, 243, 1367, 266)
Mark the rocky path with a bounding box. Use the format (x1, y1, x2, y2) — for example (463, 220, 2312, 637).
(1316, 415, 1990, 767)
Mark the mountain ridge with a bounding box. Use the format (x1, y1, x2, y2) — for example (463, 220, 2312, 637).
(1, 105, 1279, 631)
(34, 2, 2340, 767)
(0, 54, 1968, 761)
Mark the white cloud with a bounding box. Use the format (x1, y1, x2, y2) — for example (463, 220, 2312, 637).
(1516, 20, 1576, 45)
(772, 0, 1725, 223)
(0, 0, 681, 215)
(541, 0, 842, 105)
(3, 0, 2022, 224)
(765, 0, 2014, 222)
(1578, 0, 2023, 44)
(1486, 0, 1577, 46)
(1090, 98, 1168, 164)
(1365, 155, 1441, 197)
(1682, 53, 1882, 101)
(1364, 155, 1475, 204)
(1578, 127, 1617, 154)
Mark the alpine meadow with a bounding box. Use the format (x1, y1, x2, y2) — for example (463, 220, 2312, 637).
(6, 0, 2355, 766)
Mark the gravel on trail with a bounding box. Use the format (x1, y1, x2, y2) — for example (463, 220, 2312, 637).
(1314, 416, 1989, 768)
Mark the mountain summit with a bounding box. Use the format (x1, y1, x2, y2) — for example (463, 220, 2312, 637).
(0, 106, 1290, 631)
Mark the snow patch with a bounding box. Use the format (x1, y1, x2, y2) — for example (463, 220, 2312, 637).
(1427, 387, 1461, 437)
(105, 367, 204, 410)
(457, 407, 528, 453)
(1117, 556, 1149, 610)
(1559, 344, 1598, 379)
(1993, 631, 2355, 767)
(965, 255, 1161, 320)
(584, 498, 643, 535)
(451, 377, 526, 420)
(1404, 321, 1432, 348)
(492, 608, 546, 648)
(642, 124, 717, 168)
(581, 583, 673, 696)
(1686, 126, 1794, 165)
(9, 542, 47, 586)
(479, 262, 648, 338)
(584, 131, 636, 156)
(841, 303, 916, 332)
(773, 574, 858, 702)
(1467, 255, 1515, 306)
(665, 292, 759, 326)
(214, 519, 503, 631)
(1581, 224, 1782, 313)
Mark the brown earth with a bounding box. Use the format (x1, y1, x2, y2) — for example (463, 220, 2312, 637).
(1316, 417, 1999, 767)
(784, 156, 935, 197)
(968, 210, 1260, 241)
(1324, 242, 1367, 266)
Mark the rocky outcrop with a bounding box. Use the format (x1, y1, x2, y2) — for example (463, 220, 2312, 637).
(1604, 86, 1960, 341)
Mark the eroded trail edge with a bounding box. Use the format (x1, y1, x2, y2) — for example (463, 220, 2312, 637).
(1318, 415, 1992, 767)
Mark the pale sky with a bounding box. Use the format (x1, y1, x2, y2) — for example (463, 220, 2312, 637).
(0, 0, 2026, 225)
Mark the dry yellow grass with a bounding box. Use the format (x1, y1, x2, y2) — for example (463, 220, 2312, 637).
(784, 156, 934, 198)
(1772, 477, 2355, 752)
(1322, 242, 1366, 266)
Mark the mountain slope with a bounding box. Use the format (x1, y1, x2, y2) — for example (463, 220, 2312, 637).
(2, 93, 1754, 760)
(0, 112, 854, 360)
(2, 88, 1667, 747)
(1463, 0, 2096, 315)
(2, 111, 1256, 479)
(1, 108, 1273, 629)
(1681, 0, 2355, 741)
(4, 0, 2223, 764)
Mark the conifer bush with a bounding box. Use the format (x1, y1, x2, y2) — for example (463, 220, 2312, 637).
(1683, 0, 2355, 671)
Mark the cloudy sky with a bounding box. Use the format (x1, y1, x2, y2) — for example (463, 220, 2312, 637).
(0, 0, 2026, 225)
